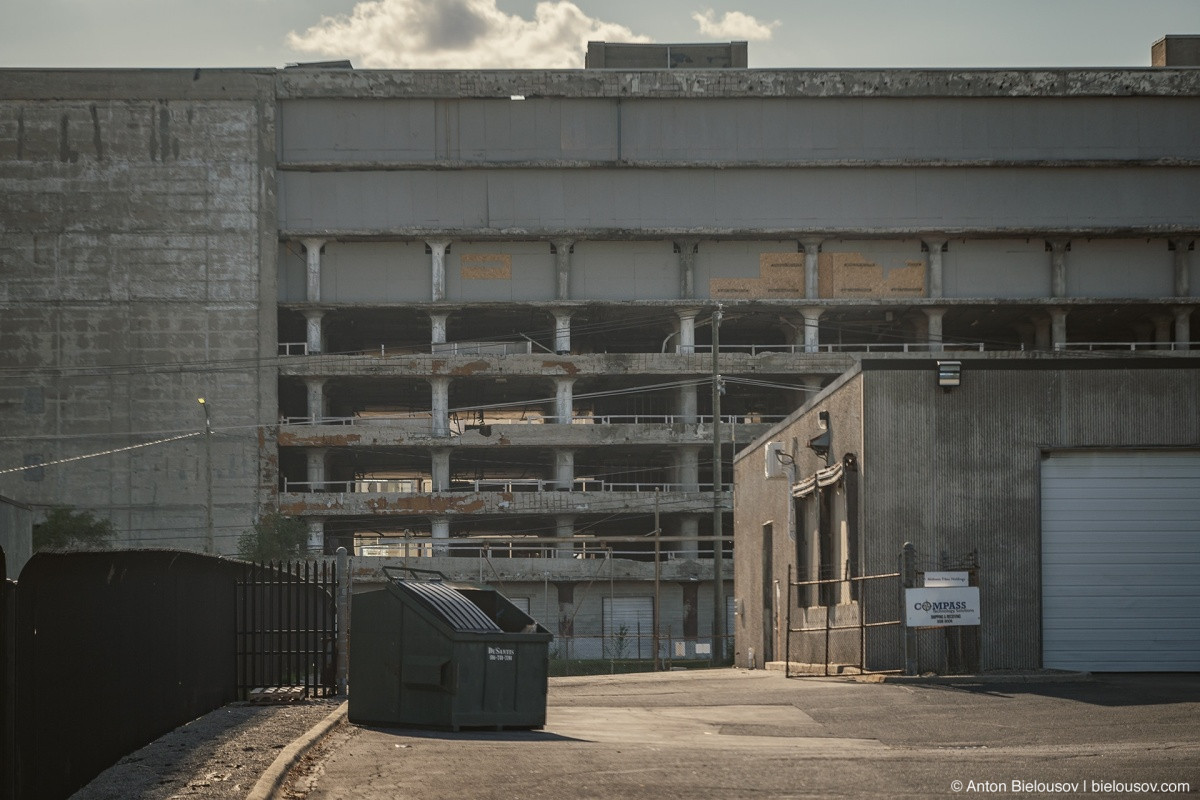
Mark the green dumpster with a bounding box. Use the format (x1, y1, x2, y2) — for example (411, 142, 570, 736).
(349, 569, 552, 730)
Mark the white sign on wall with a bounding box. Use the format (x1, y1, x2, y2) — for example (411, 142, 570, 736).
(924, 571, 969, 588)
(906, 587, 981, 628)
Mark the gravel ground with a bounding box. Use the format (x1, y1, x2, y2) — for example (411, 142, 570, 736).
(71, 698, 344, 800)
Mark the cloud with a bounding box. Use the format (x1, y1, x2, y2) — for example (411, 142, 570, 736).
(286, 0, 650, 69)
(692, 8, 780, 41)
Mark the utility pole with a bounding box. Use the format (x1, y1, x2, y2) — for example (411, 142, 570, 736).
(711, 304, 727, 665)
(653, 490, 661, 671)
(198, 397, 214, 554)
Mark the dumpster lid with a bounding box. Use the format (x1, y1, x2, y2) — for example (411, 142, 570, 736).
(395, 580, 503, 633)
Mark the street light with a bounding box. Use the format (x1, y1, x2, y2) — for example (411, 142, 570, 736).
(198, 398, 214, 554)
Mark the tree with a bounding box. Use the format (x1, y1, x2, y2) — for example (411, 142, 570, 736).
(33, 507, 115, 551)
(237, 512, 309, 561)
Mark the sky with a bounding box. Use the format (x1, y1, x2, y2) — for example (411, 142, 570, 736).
(1, 0, 1198, 70)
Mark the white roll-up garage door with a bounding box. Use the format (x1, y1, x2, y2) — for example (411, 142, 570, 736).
(1041, 450, 1200, 671)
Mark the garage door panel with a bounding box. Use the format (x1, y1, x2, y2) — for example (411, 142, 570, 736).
(1041, 451, 1200, 672)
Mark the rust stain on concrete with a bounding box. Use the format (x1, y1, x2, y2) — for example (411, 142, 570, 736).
(278, 431, 363, 446)
(541, 360, 580, 375)
(449, 360, 492, 376)
(363, 495, 490, 513)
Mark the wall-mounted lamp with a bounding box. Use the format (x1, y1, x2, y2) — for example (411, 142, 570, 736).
(936, 360, 962, 390)
(808, 410, 832, 465)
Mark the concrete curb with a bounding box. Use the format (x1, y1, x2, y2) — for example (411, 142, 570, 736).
(246, 700, 348, 800)
(859, 672, 1092, 685)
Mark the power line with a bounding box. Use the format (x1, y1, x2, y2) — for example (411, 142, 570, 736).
(0, 431, 201, 476)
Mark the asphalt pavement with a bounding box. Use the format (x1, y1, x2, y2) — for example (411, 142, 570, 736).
(295, 670, 1200, 799)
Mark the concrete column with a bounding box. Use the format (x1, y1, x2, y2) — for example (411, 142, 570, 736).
(804, 495, 821, 607)
(924, 239, 947, 299)
(554, 515, 576, 558)
(307, 519, 325, 554)
(554, 448, 575, 490)
(302, 310, 325, 354)
(677, 309, 699, 354)
(431, 448, 450, 491)
(910, 312, 929, 347)
(1048, 239, 1069, 298)
(677, 514, 699, 561)
(302, 238, 325, 302)
(430, 377, 450, 437)
(552, 309, 572, 355)
(1171, 240, 1191, 297)
(427, 240, 451, 302)
(678, 383, 698, 424)
(798, 373, 824, 409)
(675, 239, 698, 299)
(801, 239, 822, 300)
(306, 448, 327, 492)
(552, 239, 574, 301)
(431, 517, 450, 556)
(1153, 315, 1174, 350)
(801, 307, 823, 353)
(676, 446, 701, 491)
(430, 312, 449, 345)
(553, 377, 574, 424)
(304, 377, 326, 422)
(923, 307, 946, 353)
(1050, 307, 1069, 351)
(1033, 314, 1052, 351)
(1174, 306, 1193, 351)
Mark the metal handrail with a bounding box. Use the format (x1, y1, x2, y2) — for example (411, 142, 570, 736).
(688, 342, 990, 354)
(282, 478, 720, 494)
(1058, 340, 1196, 351)
(277, 413, 781, 427)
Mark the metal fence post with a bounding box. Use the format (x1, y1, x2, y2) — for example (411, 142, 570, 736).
(335, 547, 351, 695)
(901, 542, 917, 676)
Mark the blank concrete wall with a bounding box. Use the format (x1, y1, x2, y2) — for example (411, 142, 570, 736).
(280, 97, 1200, 165)
(571, 241, 677, 300)
(943, 239, 1048, 298)
(279, 98, 618, 163)
(0, 89, 276, 553)
(322, 241, 430, 302)
(1067, 239, 1173, 298)
(279, 167, 1200, 234)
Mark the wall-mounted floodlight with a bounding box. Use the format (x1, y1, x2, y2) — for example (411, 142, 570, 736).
(808, 410, 832, 464)
(936, 360, 962, 390)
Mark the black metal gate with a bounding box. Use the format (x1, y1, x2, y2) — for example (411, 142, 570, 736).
(236, 560, 338, 700)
